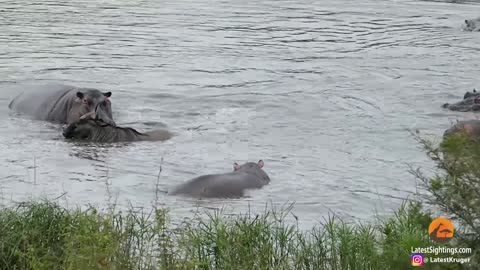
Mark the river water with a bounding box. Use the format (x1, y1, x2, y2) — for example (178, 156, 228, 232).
(0, 0, 479, 229)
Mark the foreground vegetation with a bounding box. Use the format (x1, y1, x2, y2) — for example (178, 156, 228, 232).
(0, 200, 445, 270)
(0, 132, 478, 270)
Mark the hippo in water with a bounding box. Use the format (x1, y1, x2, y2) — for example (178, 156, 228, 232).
(169, 160, 270, 199)
(443, 119, 480, 142)
(62, 118, 173, 143)
(8, 84, 115, 126)
(442, 89, 480, 112)
(462, 89, 480, 100)
(463, 17, 480, 32)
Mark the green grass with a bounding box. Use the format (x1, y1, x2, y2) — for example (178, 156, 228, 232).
(0, 199, 468, 270)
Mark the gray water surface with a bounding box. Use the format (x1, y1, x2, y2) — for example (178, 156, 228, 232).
(1, 0, 479, 228)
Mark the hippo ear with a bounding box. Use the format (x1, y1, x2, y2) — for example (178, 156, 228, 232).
(233, 162, 240, 171)
(76, 92, 84, 99)
(257, 160, 264, 168)
(474, 89, 477, 93)
(465, 20, 470, 25)
(103, 91, 112, 98)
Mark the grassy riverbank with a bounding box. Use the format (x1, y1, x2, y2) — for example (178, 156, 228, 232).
(0, 200, 425, 269)
(0, 199, 468, 270)
(0, 133, 478, 270)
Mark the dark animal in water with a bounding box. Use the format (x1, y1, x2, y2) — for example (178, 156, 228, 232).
(463, 17, 480, 32)
(442, 89, 480, 112)
(62, 118, 173, 143)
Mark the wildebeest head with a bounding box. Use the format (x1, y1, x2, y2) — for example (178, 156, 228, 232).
(63, 118, 149, 143)
(233, 160, 271, 184)
(63, 118, 100, 140)
(67, 89, 115, 126)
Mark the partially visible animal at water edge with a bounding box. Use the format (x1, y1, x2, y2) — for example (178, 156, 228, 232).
(443, 120, 480, 142)
(462, 89, 480, 100)
(8, 84, 115, 126)
(62, 118, 174, 143)
(463, 17, 480, 31)
(442, 89, 480, 112)
(168, 160, 271, 199)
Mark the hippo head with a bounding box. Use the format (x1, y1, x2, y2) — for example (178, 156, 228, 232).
(233, 160, 271, 184)
(463, 89, 478, 100)
(67, 90, 115, 126)
(464, 19, 475, 31)
(464, 18, 480, 31)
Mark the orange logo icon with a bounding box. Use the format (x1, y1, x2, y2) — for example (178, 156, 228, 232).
(428, 217, 454, 243)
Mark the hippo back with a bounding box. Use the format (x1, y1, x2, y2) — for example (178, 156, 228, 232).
(169, 171, 269, 198)
(9, 85, 77, 123)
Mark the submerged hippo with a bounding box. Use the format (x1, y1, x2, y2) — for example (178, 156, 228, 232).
(62, 118, 173, 143)
(442, 89, 480, 112)
(8, 84, 115, 125)
(443, 119, 480, 141)
(463, 17, 480, 32)
(169, 160, 271, 199)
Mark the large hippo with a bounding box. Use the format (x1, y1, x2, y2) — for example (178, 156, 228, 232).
(168, 160, 271, 199)
(442, 89, 480, 112)
(8, 84, 115, 126)
(443, 119, 480, 141)
(62, 118, 173, 143)
(463, 17, 480, 32)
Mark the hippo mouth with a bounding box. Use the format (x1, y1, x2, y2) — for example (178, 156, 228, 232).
(79, 104, 115, 126)
(80, 111, 96, 120)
